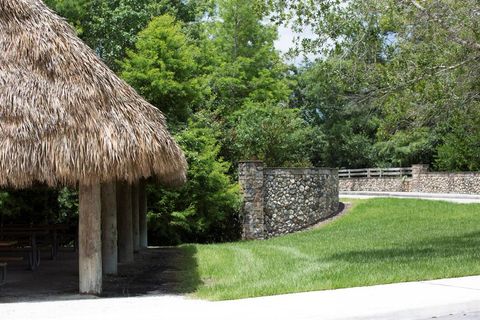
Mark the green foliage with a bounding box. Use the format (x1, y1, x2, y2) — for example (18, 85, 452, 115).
(84, 0, 166, 70)
(233, 102, 319, 167)
(436, 106, 480, 171)
(26, 0, 480, 245)
(207, 0, 292, 113)
(297, 59, 379, 168)
(203, 0, 298, 169)
(374, 129, 437, 168)
(0, 186, 77, 227)
(57, 188, 79, 224)
(279, 0, 480, 170)
(121, 14, 209, 125)
(0, 186, 60, 225)
(44, 0, 91, 34)
(148, 115, 241, 245)
(44, 0, 214, 71)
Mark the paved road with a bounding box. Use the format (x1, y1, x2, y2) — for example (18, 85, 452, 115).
(2, 276, 480, 320)
(426, 311, 480, 319)
(340, 191, 480, 203)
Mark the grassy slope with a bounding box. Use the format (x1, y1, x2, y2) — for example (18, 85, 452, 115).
(185, 198, 480, 300)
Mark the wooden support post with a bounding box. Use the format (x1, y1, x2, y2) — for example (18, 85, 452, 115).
(79, 183, 102, 295)
(117, 182, 133, 263)
(139, 180, 148, 248)
(132, 182, 140, 252)
(101, 182, 117, 275)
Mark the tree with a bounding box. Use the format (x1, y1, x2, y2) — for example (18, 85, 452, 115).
(147, 114, 241, 244)
(436, 105, 480, 171)
(121, 14, 209, 126)
(208, 0, 292, 114)
(83, 0, 162, 70)
(201, 0, 299, 168)
(44, 0, 91, 34)
(233, 102, 321, 167)
(270, 0, 480, 170)
(297, 58, 379, 168)
(58, 0, 214, 71)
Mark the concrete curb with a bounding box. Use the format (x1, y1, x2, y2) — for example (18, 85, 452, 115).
(3, 276, 480, 320)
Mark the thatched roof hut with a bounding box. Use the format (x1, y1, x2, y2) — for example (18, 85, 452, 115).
(0, 0, 188, 294)
(0, 0, 187, 189)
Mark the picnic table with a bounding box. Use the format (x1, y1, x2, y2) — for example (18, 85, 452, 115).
(0, 240, 18, 247)
(0, 224, 72, 270)
(0, 229, 50, 270)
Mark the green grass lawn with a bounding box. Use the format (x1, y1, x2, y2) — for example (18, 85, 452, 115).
(183, 198, 480, 300)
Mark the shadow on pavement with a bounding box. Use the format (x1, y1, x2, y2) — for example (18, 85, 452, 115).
(0, 246, 200, 303)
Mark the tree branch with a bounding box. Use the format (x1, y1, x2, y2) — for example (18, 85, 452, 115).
(404, 0, 480, 52)
(350, 55, 480, 104)
(409, 0, 425, 11)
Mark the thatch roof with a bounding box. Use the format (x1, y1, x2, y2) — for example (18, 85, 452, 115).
(0, 0, 187, 188)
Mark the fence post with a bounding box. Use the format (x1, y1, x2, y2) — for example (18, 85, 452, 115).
(411, 164, 429, 192)
(239, 161, 265, 240)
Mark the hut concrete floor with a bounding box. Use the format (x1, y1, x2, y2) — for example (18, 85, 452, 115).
(0, 247, 198, 303)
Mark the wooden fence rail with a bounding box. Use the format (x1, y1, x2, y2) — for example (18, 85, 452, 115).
(338, 167, 412, 178)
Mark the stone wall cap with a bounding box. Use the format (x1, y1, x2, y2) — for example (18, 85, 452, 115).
(423, 171, 480, 175)
(265, 167, 337, 170)
(339, 176, 411, 179)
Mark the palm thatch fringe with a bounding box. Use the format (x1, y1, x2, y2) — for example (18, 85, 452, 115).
(0, 0, 187, 188)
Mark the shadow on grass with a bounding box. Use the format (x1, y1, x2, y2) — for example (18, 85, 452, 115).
(327, 231, 480, 264)
(175, 245, 202, 294)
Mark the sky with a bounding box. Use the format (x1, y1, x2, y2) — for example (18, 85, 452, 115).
(274, 24, 319, 65)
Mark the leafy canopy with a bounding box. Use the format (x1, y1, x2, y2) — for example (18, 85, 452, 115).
(121, 14, 209, 126)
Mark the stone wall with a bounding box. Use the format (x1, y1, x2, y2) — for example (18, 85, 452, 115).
(239, 161, 339, 240)
(238, 161, 265, 239)
(339, 177, 410, 192)
(413, 173, 480, 194)
(340, 164, 480, 195)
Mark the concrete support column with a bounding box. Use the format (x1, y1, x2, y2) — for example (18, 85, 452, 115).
(131, 182, 140, 252)
(238, 160, 265, 240)
(139, 180, 148, 248)
(117, 182, 134, 263)
(78, 183, 102, 294)
(101, 182, 117, 275)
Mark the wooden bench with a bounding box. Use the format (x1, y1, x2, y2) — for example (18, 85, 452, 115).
(0, 256, 24, 262)
(0, 238, 39, 270)
(0, 248, 37, 270)
(1, 224, 70, 260)
(0, 258, 22, 285)
(0, 231, 46, 270)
